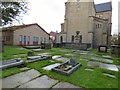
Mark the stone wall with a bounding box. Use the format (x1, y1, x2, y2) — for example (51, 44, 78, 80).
(53, 43, 91, 50)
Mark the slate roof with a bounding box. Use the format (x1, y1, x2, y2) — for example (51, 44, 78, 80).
(1, 23, 49, 35)
(95, 2, 112, 12)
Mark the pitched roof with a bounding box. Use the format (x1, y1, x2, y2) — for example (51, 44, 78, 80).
(95, 2, 112, 13)
(1, 23, 49, 35)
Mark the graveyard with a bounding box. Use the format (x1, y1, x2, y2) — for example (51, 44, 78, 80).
(0, 46, 120, 89)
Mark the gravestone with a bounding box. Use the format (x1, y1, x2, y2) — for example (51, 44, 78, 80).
(98, 45, 107, 53)
(68, 58, 77, 66)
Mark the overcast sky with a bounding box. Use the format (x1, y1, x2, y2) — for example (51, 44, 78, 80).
(20, 0, 119, 35)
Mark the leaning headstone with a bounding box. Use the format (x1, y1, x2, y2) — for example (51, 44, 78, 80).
(68, 58, 77, 66)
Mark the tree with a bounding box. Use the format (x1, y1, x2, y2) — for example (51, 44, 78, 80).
(0, 0, 28, 26)
(111, 33, 120, 45)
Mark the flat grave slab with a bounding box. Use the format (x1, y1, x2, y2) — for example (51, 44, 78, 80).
(18, 75, 58, 88)
(27, 55, 51, 63)
(2, 69, 41, 88)
(52, 82, 81, 88)
(55, 57, 70, 62)
(88, 61, 118, 72)
(52, 55, 62, 59)
(102, 55, 112, 59)
(43, 63, 61, 70)
(0, 58, 23, 69)
(90, 57, 113, 63)
(85, 68, 94, 71)
(32, 49, 43, 52)
(103, 73, 116, 78)
(65, 53, 79, 56)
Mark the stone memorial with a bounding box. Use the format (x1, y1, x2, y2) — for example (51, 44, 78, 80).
(52, 59, 82, 76)
(0, 58, 23, 69)
(98, 45, 107, 53)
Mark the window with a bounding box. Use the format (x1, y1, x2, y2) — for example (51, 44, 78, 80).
(40, 37, 43, 43)
(71, 35, 74, 43)
(24, 36, 26, 42)
(20, 35, 22, 41)
(44, 38, 46, 43)
(28, 36, 30, 42)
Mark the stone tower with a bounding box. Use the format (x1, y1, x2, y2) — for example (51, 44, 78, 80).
(56, 0, 112, 48)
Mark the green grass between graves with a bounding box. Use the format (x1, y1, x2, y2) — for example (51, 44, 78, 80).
(1, 46, 119, 89)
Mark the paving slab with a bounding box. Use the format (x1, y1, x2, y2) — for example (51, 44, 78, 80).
(2, 69, 41, 88)
(88, 61, 118, 72)
(52, 82, 81, 88)
(43, 63, 61, 70)
(19, 75, 58, 88)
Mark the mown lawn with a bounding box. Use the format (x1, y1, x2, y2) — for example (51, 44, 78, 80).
(1, 46, 119, 89)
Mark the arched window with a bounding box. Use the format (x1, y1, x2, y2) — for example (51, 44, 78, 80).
(71, 35, 74, 43)
(60, 36, 63, 43)
(79, 35, 82, 43)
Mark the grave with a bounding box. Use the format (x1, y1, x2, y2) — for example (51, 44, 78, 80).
(111, 45, 120, 57)
(98, 45, 107, 53)
(52, 59, 82, 76)
(2, 69, 41, 88)
(55, 57, 70, 62)
(65, 53, 79, 56)
(32, 49, 43, 52)
(88, 61, 118, 71)
(23, 46, 41, 49)
(0, 58, 23, 69)
(27, 55, 52, 63)
(42, 63, 61, 70)
(103, 73, 116, 78)
(85, 68, 94, 71)
(18, 75, 58, 88)
(52, 55, 62, 59)
(90, 57, 113, 63)
(52, 82, 81, 88)
(102, 55, 112, 59)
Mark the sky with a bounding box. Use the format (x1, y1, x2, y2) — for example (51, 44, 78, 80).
(18, 0, 119, 35)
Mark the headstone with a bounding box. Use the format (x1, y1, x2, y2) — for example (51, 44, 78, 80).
(98, 45, 107, 53)
(68, 58, 77, 66)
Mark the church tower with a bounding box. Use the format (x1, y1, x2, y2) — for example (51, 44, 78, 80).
(64, 0, 95, 45)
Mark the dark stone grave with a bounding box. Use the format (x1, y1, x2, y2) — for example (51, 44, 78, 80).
(0, 58, 23, 69)
(98, 45, 107, 53)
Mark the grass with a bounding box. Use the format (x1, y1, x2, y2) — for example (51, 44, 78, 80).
(2, 46, 29, 60)
(26, 59, 119, 89)
(1, 46, 119, 89)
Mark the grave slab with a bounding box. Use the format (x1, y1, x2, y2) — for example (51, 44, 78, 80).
(91, 57, 113, 63)
(18, 75, 58, 88)
(55, 57, 70, 62)
(2, 69, 41, 88)
(52, 82, 81, 88)
(85, 68, 94, 71)
(43, 63, 61, 70)
(88, 61, 118, 71)
(103, 73, 116, 78)
(52, 55, 62, 59)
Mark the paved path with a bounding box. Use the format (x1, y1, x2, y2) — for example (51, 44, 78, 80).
(1, 69, 84, 89)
